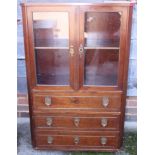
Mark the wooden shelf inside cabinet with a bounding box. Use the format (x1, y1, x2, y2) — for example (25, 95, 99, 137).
(34, 39, 69, 48)
(21, 1, 133, 151)
(84, 47, 120, 50)
(84, 39, 120, 48)
(35, 47, 69, 50)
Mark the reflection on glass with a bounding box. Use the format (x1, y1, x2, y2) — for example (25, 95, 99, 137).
(33, 12, 69, 47)
(84, 49, 119, 86)
(85, 12, 121, 47)
(32, 12, 70, 85)
(35, 49, 69, 85)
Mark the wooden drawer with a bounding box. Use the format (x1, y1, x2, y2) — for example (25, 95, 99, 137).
(33, 115, 120, 130)
(33, 94, 122, 112)
(35, 130, 120, 150)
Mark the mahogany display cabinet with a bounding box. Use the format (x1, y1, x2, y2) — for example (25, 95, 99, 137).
(21, 0, 134, 152)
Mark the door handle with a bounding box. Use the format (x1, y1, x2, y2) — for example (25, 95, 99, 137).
(70, 45, 74, 56)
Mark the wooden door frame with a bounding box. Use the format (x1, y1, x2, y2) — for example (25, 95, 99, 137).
(26, 5, 78, 91)
(78, 5, 129, 91)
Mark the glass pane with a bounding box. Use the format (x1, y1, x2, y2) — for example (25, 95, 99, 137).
(32, 12, 70, 85)
(85, 12, 121, 47)
(84, 49, 119, 86)
(35, 49, 69, 85)
(33, 12, 69, 47)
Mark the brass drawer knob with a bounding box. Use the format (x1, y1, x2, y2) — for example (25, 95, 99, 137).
(45, 96, 52, 106)
(100, 137, 107, 145)
(46, 117, 53, 126)
(47, 136, 53, 144)
(102, 96, 109, 107)
(74, 117, 80, 127)
(74, 136, 80, 145)
(101, 118, 108, 127)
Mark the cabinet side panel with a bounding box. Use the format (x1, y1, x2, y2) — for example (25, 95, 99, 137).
(119, 5, 133, 147)
(21, 4, 36, 147)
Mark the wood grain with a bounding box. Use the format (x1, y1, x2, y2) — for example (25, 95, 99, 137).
(21, 1, 133, 151)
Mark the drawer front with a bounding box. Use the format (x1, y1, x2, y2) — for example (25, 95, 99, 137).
(33, 95, 122, 111)
(35, 132, 119, 149)
(33, 115, 120, 130)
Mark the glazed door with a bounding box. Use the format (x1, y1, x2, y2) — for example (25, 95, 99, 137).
(27, 6, 77, 89)
(79, 6, 128, 90)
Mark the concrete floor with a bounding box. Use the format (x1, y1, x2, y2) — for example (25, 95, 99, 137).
(17, 118, 136, 155)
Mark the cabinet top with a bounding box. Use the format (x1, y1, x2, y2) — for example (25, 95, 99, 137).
(21, 0, 135, 6)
